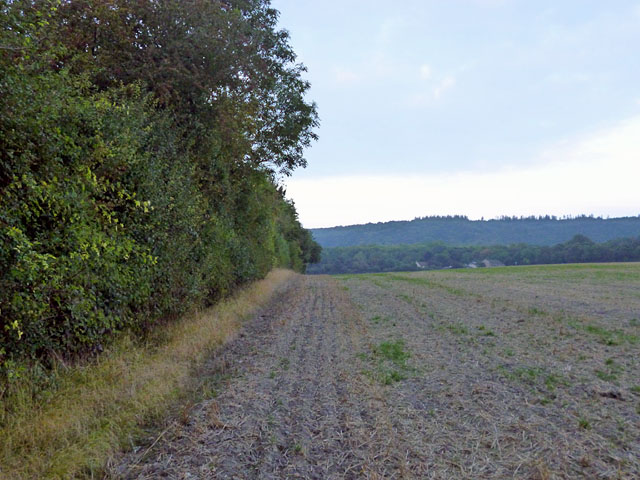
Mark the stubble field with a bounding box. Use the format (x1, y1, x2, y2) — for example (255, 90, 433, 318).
(339, 263, 640, 478)
(113, 263, 640, 479)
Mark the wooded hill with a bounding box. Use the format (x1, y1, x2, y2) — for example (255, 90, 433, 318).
(308, 235, 640, 275)
(311, 215, 640, 248)
(0, 1, 320, 373)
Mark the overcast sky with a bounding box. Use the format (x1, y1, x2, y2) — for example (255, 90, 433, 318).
(271, 0, 640, 228)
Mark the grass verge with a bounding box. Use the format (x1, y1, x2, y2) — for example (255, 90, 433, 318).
(0, 269, 295, 480)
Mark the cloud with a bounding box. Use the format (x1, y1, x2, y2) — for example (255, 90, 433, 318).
(419, 64, 432, 80)
(432, 75, 456, 99)
(286, 117, 640, 228)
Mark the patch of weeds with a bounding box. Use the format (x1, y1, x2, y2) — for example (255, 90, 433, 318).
(528, 307, 546, 315)
(196, 372, 232, 400)
(279, 358, 290, 371)
(504, 348, 515, 357)
(363, 340, 413, 385)
(379, 370, 408, 385)
(398, 293, 412, 303)
(361, 368, 405, 385)
(499, 364, 569, 395)
(478, 326, 495, 337)
(544, 373, 569, 391)
(370, 315, 390, 325)
(374, 341, 411, 365)
(594, 358, 623, 382)
(514, 366, 545, 384)
(585, 325, 622, 345)
(446, 323, 469, 335)
(578, 417, 591, 430)
(569, 320, 638, 346)
(629, 318, 639, 327)
(269, 370, 277, 379)
(630, 386, 640, 395)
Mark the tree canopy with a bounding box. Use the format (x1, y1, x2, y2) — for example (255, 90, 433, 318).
(0, 0, 320, 371)
(308, 235, 640, 275)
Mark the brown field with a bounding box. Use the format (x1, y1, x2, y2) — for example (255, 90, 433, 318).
(112, 263, 640, 479)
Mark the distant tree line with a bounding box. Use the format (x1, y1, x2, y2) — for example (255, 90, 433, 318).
(311, 215, 640, 248)
(307, 235, 640, 275)
(0, 1, 320, 372)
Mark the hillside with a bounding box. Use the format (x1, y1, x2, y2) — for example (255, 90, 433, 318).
(307, 235, 640, 274)
(311, 215, 640, 248)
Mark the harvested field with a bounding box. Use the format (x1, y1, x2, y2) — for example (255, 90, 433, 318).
(111, 263, 640, 479)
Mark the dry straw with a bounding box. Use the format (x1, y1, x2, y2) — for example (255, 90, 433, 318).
(0, 269, 295, 479)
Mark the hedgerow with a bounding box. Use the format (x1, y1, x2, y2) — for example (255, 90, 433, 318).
(0, 0, 320, 375)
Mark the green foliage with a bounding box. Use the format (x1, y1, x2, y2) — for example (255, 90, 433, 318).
(309, 235, 640, 274)
(361, 340, 413, 385)
(374, 340, 411, 366)
(0, 0, 320, 374)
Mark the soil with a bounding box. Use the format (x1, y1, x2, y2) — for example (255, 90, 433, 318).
(111, 267, 640, 479)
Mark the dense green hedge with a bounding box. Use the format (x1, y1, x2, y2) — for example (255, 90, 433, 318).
(0, 0, 320, 373)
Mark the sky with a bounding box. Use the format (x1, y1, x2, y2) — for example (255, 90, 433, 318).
(270, 0, 640, 228)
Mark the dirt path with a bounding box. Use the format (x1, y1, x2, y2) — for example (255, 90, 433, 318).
(112, 270, 639, 479)
(113, 276, 413, 479)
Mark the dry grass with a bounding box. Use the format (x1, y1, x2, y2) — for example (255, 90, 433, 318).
(0, 269, 295, 480)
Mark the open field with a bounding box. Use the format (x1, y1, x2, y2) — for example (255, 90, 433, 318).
(338, 263, 640, 478)
(110, 263, 640, 479)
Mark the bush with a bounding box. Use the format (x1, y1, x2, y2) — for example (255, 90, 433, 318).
(0, 0, 320, 373)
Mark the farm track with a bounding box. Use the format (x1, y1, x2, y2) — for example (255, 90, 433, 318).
(113, 276, 412, 479)
(113, 267, 640, 479)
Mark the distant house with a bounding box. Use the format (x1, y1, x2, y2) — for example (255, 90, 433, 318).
(415, 261, 429, 269)
(482, 259, 505, 268)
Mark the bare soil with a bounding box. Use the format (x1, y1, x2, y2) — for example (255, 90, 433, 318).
(111, 265, 640, 479)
